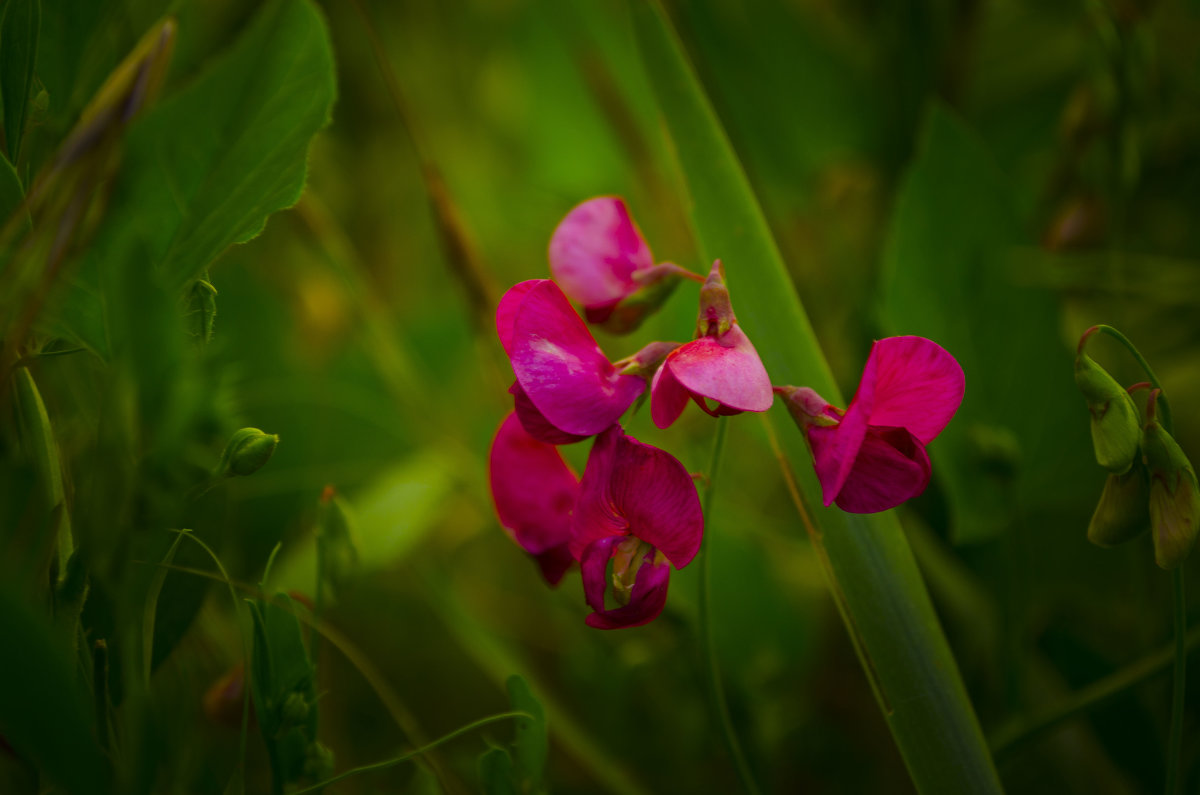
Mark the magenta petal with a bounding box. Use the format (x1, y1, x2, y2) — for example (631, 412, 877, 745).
(807, 406, 872, 508)
(833, 427, 932, 514)
(665, 325, 773, 415)
(496, 280, 540, 356)
(571, 426, 702, 567)
(509, 383, 588, 445)
(650, 360, 692, 430)
(862, 336, 965, 445)
(511, 281, 645, 436)
(533, 544, 575, 586)
(580, 535, 621, 613)
(488, 413, 580, 585)
(584, 549, 672, 630)
(548, 197, 654, 308)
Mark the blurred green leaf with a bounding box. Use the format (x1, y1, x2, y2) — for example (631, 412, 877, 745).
(506, 674, 547, 789)
(1, 0, 40, 162)
(478, 747, 518, 795)
(879, 103, 1093, 543)
(0, 153, 26, 228)
(0, 583, 109, 795)
(52, 0, 335, 355)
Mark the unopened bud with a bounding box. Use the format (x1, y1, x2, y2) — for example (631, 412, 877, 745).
(302, 741, 335, 782)
(616, 341, 682, 379)
(588, 269, 681, 335)
(1075, 352, 1140, 474)
(280, 692, 310, 728)
(217, 428, 279, 477)
(1087, 470, 1148, 547)
(1143, 398, 1200, 569)
(696, 260, 735, 338)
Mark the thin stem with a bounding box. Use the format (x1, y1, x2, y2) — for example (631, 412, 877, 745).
(1090, 324, 1173, 433)
(699, 418, 760, 795)
(290, 711, 532, 795)
(991, 615, 1200, 755)
(1167, 567, 1186, 794)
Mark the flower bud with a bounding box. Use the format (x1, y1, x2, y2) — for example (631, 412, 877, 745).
(1142, 405, 1200, 569)
(588, 270, 681, 335)
(1087, 469, 1148, 547)
(1074, 353, 1140, 474)
(302, 741, 335, 782)
(280, 692, 310, 728)
(216, 428, 279, 478)
(696, 260, 735, 338)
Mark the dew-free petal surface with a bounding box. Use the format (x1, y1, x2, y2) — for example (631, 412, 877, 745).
(833, 427, 931, 514)
(488, 413, 580, 585)
(495, 280, 540, 356)
(549, 197, 653, 308)
(863, 336, 965, 445)
(511, 281, 644, 436)
(649, 360, 692, 429)
(510, 383, 588, 445)
(581, 540, 672, 630)
(666, 324, 773, 414)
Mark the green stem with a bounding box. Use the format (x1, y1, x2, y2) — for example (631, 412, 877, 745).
(290, 711, 532, 795)
(991, 613, 1200, 755)
(698, 418, 760, 795)
(1167, 567, 1186, 794)
(1091, 324, 1172, 433)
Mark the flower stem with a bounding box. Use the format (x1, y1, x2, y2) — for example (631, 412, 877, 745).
(1167, 567, 1186, 795)
(1091, 324, 1173, 433)
(699, 417, 760, 795)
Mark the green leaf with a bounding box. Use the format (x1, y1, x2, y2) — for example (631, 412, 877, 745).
(49, 0, 335, 355)
(0, 583, 109, 795)
(879, 103, 1093, 543)
(142, 529, 189, 683)
(0, 0, 40, 162)
(0, 153, 26, 230)
(627, 3, 1003, 793)
(478, 747, 518, 795)
(506, 675, 547, 788)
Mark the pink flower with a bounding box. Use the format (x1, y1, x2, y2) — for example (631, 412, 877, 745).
(496, 279, 645, 443)
(650, 261, 772, 429)
(488, 413, 579, 584)
(778, 336, 965, 514)
(570, 425, 703, 629)
(548, 197, 700, 332)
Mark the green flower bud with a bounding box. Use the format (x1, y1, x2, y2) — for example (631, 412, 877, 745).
(280, 692, 310, 727)
(1143, 412, 1200, 569)
(302, 741, 335, 783)
(1075, 353, 1140, 474)
(217, 428, 279, 478)
(1087, 469, 1148, 547)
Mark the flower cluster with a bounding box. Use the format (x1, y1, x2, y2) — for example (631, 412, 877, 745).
(1075, 326, 1200, 569)
(489, 197, 966, 628)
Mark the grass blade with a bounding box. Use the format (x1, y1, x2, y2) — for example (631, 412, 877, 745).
(627, 3, 1002, 792)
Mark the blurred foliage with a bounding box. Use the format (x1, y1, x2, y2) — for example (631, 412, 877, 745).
(1, 0, 1200, 793)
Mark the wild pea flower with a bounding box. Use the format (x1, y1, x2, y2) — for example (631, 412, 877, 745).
(777, 336, 965, 514)
(1075, 327, 1141, 474)
(650, 261, 772, 429)
(488, 413, 579, 584)
(570, 425, 703, 629)
(497, 279, 646, 443)
(549, 197, 702, 333)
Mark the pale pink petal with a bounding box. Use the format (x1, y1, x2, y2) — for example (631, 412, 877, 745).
(583, 545, 672, 630)
(833, 427, 931, 514)
(509, 383, 588, 445)
(488, 413, 580, 585)
(603, 428, 703, 567)
(666, 325, 773, 414)
(511, 281, 644, 436)
(650, 360, 692, 430)
(495, 280, 539, 356)
(863, 336, 965, 445)
(548, 197, 654, 308)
